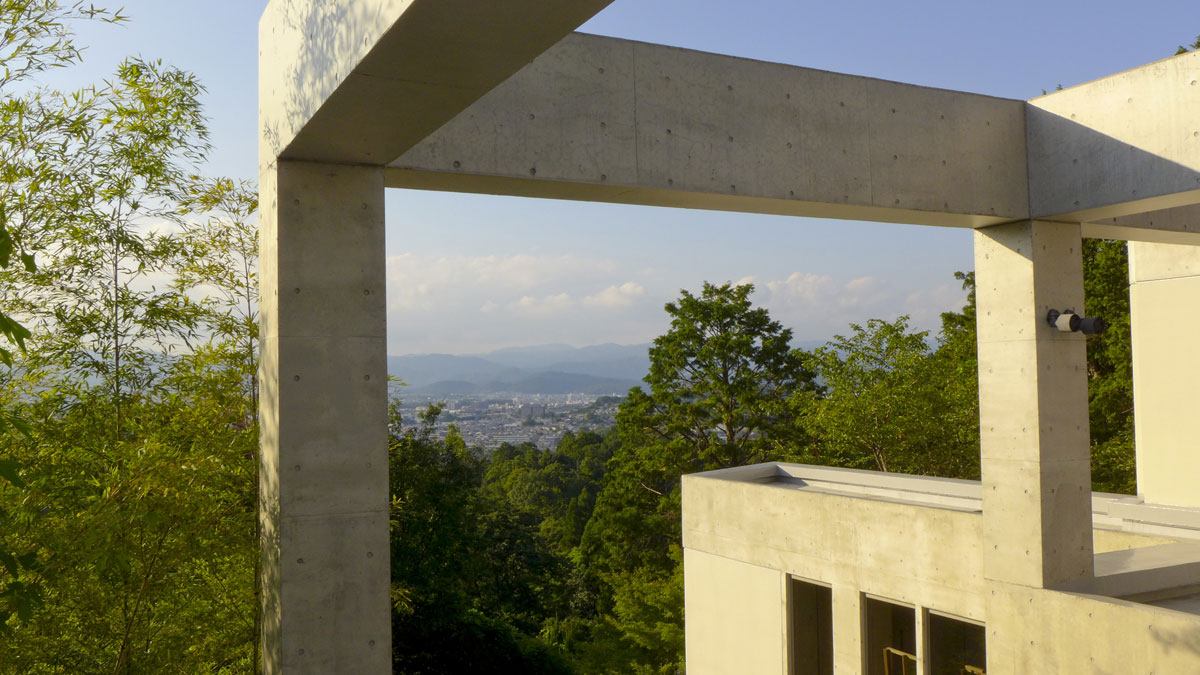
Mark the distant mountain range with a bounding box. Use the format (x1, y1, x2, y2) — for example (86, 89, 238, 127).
(388, 343, 651, 398)
(388, 340, 831, 398)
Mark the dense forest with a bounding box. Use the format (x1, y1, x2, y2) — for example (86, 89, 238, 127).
(0, 2, 1149, 673)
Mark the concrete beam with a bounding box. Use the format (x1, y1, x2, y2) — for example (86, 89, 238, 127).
(1084, 203, 1200, 244)
(1028, 50, 1200, 223)
(389, 33, 1031, 228)
(975, 221, 1094, 588)
(259, 0, 615, 165)
(259, 161, 390, 673)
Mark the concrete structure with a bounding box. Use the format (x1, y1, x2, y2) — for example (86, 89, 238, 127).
(258, 1, 1200, 672)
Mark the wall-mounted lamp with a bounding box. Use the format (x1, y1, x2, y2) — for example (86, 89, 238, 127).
(1047, 309, 1105, 336)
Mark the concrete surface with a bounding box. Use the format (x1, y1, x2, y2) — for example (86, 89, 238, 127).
(391, 33, 1030, 229)
(258, 3, 1200, 673)
(683, 464, 1200, 674)
(683, 549, 787, 675)
(1130, 242, 1200, 509)
(1087, 202, 1200, 244)
(974, 221, 1093, 588)
(259, 0, 615, 164)
(258, 160, 391, 673)
(1028, 50, 1200, 223)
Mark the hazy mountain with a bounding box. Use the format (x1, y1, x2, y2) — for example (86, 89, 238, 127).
(541, 355, 649, 381)
(388, 343, 651, 392)
(389, 340, 831, 395)
(476, 343, 650, 371)
(386, 354, 522, 388)
(495, 372, 637, 395)
(405, 380, 483, 396)
(479, 343, 581, 369)
(404, 372, 638, 398)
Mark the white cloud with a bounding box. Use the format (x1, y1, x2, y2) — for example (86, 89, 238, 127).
(755, 271, 966, 342)
(387, 252, 617, 312)
(583, 281, 645, 308)
(765, 272, 837, 304)
(380, 250, 965, 354)
(844, 276, 875, 292)
(512, 293, 573, 315)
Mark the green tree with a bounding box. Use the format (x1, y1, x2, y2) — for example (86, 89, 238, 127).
(800, 273, 980, 479)
(1083, 239, 1136, 494)
(0, 4, 260, 666)
(175, 177, 260, 418)
(578, 282, 816, 674)
(388, 404, 574, 674)
(484, 429, 615, 557)
(1175, 34, 1200, 54)
(0, 348, 258, 672)
(618, 282, 815, 471)
(3, 53, 209, 439)
(0, 1, 126, 366)
(0, 0, 127, 637)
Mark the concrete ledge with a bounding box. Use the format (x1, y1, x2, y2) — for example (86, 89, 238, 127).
(1054, 542, 1200, 601)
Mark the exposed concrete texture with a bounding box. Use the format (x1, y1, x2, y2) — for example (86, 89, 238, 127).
(1028, 50, 1200, 223)
(1129, 242, 1200, 508)
(682, 470, 987, 627)
(1093, 527, 1178, 554)
(259, 0, 615, 164)
(1130, 240, 1200, 281)
(986, 581, 1200, 674)
(1086, 203, 1200, 244)
(258, 160, 390, 673)
(257, 4, 1200, 671)
(683, 549, 787, 675)
(1055, 542, 1200, 599)
(390, 33, 1030, 228)
(831, 585, 864, 675)
(974, 221, 1093, 588)
(684, 464, 1200, 674)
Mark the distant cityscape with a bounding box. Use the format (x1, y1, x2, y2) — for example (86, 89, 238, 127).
(391, 393, 623, 450)
(385, 340, 826, 450)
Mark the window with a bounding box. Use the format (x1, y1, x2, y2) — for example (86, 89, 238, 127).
(789, 577, 833, 675)
(927, 611, 986, 675)
(863, 596, 916, 675)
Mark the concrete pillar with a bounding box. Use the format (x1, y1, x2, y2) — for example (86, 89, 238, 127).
(1129, 241, 1200, 508)
(974, 221, 1093, 589)
(259, 160, 391, 673)
(913, 606, 927, 674)
(831, 585, 862, 675)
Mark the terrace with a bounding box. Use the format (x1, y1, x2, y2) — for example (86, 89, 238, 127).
(257, 1, 1200, 672)
(684, 464, 1200, 672)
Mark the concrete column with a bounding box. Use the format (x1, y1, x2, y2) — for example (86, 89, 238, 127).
(1129, 241, 1200, 508)
(259, 160, 391, 673)
(974, 221, 1093, 589)
(831, 585, 862, 675)
(913, 607, 927, 675)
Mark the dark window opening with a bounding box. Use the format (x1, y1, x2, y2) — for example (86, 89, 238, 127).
(789, 577, 833, 675)
(864, 596, 917, 675)
(928, 611, 986, 675)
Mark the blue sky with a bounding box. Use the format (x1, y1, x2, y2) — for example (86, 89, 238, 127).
(57, 0, 1199, 354)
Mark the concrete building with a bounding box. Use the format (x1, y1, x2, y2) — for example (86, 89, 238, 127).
(257, 1, 1200, 672)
